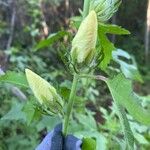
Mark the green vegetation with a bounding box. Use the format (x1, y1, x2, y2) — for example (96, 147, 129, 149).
(0, 0, 149, 150)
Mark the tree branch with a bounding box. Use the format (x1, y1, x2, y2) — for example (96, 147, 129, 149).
(6, 0, 16, 49)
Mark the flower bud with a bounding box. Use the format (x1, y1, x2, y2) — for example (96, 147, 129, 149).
(25, 69, 63, 115)
(71, 10, 98, 65)
(90, 0, 121, 22)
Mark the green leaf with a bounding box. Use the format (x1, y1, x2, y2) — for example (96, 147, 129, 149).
(82, 138, 96, 150)
(70, 16, 82, 29)
(22, 101, 37, 125)
(34, 31, 69, 51)
(98, 23, 130, 70)
(99, 23, 130, 35)
(75, 131, 107, 150)
(1, 100, 41, 125)
(0, 71, 28, 87)
(106, 74, 150, 125)
(98, 29, 116, 70)
(133, 132, 149, 145)
(1, 101, 26, 121)
(76, 111, 97, 130)
(112, 49, 143, 82)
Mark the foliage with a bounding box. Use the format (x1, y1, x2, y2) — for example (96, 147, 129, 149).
(0, 0, 150, 150)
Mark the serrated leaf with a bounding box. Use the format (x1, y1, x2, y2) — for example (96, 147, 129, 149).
(82, 138, 96, 150)
(106, 74, 150, 125)
(112, 49, 143, 82)
(0, 71, 28, 87)
(99, 23, 130, 35)
(98, 23, 130, 70)
(98, 30, 116, 70)
(34, 31, 69, 51)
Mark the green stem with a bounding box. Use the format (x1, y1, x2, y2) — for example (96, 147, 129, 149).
(115, 102, 134, 150)
(83, 0, 90, 18)
(63, 74, 78, 136)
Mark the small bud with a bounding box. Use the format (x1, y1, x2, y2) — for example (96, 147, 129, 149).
(25, 69, 63, 115)
(71, 10, 98, 65)
(90, 0, 121, 22)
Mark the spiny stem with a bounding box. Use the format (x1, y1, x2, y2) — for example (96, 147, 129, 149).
(115, 102, 134, 150)
(63, 74, 78, 136)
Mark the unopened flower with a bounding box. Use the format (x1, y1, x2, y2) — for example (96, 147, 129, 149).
(25, 69, 63, 114)
(71, 10, 98, 65)
(90, 0, 121, 22)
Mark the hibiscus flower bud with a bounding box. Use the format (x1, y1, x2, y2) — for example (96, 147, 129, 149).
(25, 69, 63, 115)
(71, 10, 98, 65)
(90, 0, 121, 22)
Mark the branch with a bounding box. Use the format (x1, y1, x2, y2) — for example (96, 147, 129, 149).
(6, 0, 16, 49)
(80, 74, 107, 82)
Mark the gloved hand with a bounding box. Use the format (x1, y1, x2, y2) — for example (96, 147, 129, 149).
(36, 124, 82, 150)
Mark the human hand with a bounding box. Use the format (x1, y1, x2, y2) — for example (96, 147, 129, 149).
(36, 124, 82, 150)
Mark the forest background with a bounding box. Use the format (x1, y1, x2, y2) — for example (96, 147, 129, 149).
(0, 0, 150, 149)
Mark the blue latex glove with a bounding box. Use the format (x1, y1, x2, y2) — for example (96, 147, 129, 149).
(64, 135, 82, 150)
(36, 124, 82, 150)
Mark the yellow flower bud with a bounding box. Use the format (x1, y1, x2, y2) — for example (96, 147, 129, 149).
(71, 10, 98, 64)
(25, 69, 63, 114)
(90, 0, 121, 22)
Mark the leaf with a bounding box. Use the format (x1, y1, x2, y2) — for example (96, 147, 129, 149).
(133, 132, 149, 145)
(70, 16, 82, 29)
(82, 138, 96, 150)
(34, 31, 69, 51)
(98, 23, 130, 70)
(1, 101, 26, 121)
(1, 100, 41, 125)
(36, 116, 60, 131)
(112, 49, 143, 82)
(106, 74, 150, 125)
(98, 29, 116, 70)
(0, 71, 28, 87)
(99, 23, 130, 35)
(22, 101, 38, 125)
(76, 111, 97, 130)
(75, 131, 107, 150)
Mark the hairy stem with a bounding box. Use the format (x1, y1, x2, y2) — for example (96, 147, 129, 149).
(63, 74, 78, 136)
(115, 102, 134, 150)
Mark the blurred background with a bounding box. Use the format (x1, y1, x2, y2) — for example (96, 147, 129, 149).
(0, 0, 150, 149)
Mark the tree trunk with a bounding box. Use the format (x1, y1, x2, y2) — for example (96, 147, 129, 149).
(145, 0, 150, 64)
(111, 14, 117, 43)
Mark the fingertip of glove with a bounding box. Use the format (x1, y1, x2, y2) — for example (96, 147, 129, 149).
(54, 123, 62, 133)
(64, 134, 82, 150)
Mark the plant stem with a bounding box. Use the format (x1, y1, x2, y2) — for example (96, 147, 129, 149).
(115, 102, 134, 150)
(63, 74, 78, 136)
(83, 0, 90, 18)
